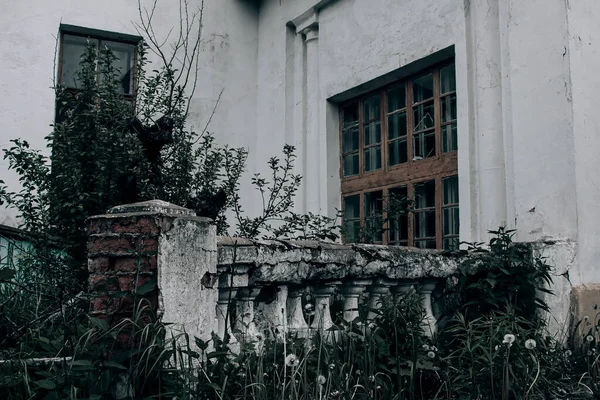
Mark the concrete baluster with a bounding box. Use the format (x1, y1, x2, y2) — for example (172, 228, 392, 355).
(310, 284, 337, 331)
(419, 280, 438, 338)
(391, 279, 417, 302)
(366, 279, 392, 321)
(287, 285, 309, 336)
(341, 279, 371, 322)
(236, 286, 262, 341)
(217, 287, 238, 342)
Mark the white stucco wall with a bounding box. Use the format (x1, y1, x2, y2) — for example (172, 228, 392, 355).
(4, 0, 600, 310)
(0, 0, 259, 227)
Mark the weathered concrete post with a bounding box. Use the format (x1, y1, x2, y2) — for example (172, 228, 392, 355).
(86, 200, 217, 344)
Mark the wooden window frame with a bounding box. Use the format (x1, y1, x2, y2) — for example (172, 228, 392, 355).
(339, 61, 458, 249)
(57, 24, 142, 100)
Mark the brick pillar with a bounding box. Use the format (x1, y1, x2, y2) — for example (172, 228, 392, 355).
(87, 200, 217, 344)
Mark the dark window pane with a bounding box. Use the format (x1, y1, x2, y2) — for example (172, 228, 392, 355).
(413, 131, 435, 159)
(415, 240, 436, 249)
(61, 35, 99, 89)
(365, 190, 383, 216)
(388, 139, 407, 166)
(344, 195, 360, 219)
(440, 64, 456, 94)
(414, 180, 435, 209)
(364, 147, 381, 171)
(388, 187, 409, 243)
(441, 94, 457, 123)
(364, 121, 381, 146)
(414, 210, 436, 239)
(363, 95, 381, 121)
(101, 40, 135, 95)
(343, 153, 359, 176)
(387, 85, 406, 112)
(389, 215, 408, 243)
(364, 191, 383, 243)
(343, 126, 359, 152)
(344, 220, 361, 243)
(343, 104, 359, 127)
(443, 176, 459, 205)
(413, 101, 435, 131)
(443, 237, 459, 251)
(413, 73, 434, 102)
(388, 112, 407, 140)
(442, 123, 458, 153)
(443, 207, 459, 236)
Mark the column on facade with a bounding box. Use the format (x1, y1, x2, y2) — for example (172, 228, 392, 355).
(300, 23, 321, 215)
(466, 0, 508, 238)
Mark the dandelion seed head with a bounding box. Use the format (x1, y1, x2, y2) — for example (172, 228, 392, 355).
(285, 354, 299, 367)
(503, 333, 516, 347)
(525, 339, 536, 350)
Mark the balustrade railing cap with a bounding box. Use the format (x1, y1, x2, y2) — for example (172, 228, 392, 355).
(106, 200, 196, 217)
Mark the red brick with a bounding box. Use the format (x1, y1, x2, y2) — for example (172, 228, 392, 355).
(113, 256, 157, 272)
(88, 237, 134, 255)
(88, 257, 111, 273)
(118, 275, 134, 291)
(87, 237, 158, 256)
(112, 217, 160, 235)
(87, 219, 108, 234)
(89, 274, 119, 291)
(90, 295, 111, 312)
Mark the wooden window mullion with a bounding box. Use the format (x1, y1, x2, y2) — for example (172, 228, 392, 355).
(407, 183, 414, 247)
(406, 81, 414, 169)
(359, 99, 364, 176)
(433, 67, 442, 159)
(435, 176, 443, 249)
(382, 187, 389, 245)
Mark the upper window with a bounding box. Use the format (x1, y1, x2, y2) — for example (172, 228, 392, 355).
(340, 61, 458, 250)
(58, 24, 141, 95)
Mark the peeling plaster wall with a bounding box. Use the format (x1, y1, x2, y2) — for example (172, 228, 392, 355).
(566, 1, 600, 287)
(0, 0, 259, 226)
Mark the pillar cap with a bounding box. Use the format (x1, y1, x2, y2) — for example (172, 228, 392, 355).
(107, 200, 196, 217)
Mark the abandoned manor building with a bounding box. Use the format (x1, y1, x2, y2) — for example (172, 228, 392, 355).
(1, 0, 600, 330)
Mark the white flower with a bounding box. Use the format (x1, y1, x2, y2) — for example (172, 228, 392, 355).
(494, 345, 499, 351)
(565, 350, 572, 357)
(427, 351, 436, 359)
(304, 303, 313, 311)
(431, 346, 438, 352)
(285, 354, 300, 367)
(587, 335, 594, 342)
(317, 375, 326, 385)
(422, 344, 430, 351)
(525, 339, 536, 350)
(503, 334, 516, 347)
(329, 363, 335, 370)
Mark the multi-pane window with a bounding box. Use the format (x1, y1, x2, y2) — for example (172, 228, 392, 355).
(58, 25, 141, 96)
(340, 61, 458, 250)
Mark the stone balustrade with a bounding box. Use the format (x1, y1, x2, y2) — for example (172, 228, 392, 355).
(216, 237, 459, 340)
(86, 200, 460, 349)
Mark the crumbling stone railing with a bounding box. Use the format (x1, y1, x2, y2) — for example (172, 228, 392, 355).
(217, 237, 458, 340)
(87, 200, 459, 347)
